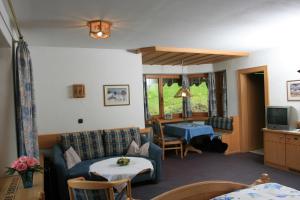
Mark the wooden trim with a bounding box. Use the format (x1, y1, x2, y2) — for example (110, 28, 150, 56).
(38, 128, 151, 149)
(157, 116, 208, 124)
(138, 46, 249, 56)
(136, 46, 249, 66)
(238, 65, 269, 152)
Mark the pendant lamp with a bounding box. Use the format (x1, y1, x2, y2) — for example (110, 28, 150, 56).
(174, 60, 192, 98)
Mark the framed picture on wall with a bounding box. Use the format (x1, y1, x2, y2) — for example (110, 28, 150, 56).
(103, 84, 130, 106)
(287, 80, 300, 101)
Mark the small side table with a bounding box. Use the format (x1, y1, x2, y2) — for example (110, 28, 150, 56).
(0, 173, 44, 200)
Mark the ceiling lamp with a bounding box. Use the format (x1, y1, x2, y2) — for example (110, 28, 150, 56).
(88, 20, 112, 39)
(174, 60, 192, 98)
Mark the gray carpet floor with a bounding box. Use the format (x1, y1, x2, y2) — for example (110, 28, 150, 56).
(132, 152, 300, 199)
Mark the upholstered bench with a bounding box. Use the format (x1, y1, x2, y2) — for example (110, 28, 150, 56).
(206, 116, 240, 154)
(52, 127, 162, 200)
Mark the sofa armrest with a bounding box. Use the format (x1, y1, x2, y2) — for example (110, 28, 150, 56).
(141, 135, 162, 182)
(52, 144, 69, 200)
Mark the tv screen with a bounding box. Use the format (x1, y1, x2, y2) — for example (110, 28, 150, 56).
(267, 108, 288, 125)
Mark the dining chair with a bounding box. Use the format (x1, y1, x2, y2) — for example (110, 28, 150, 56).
(68, 177, 132, 200)
(154, 119, 184, 160)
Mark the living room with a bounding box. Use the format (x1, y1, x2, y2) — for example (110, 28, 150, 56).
(1, 0, 300, 200)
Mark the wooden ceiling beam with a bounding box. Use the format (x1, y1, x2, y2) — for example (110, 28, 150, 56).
(158, 53, 193, 65)
(145, 52, 180, 65)
(195, 55, 235, 64)
(184, 55, 224, 65)
(142, 52, 167, 63)
(189, 55, 233, 65)
(182, 54, 217, 65)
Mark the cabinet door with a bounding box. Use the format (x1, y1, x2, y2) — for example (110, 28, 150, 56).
(286, 135, 300, 171)
(264, 132, 285, 166)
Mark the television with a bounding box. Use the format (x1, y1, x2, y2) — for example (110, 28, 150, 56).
(266, 106, 297, 130)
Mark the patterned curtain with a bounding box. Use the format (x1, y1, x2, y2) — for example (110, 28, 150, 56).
(222, 71, 228, 117)
(182, 75, 192, 118)
(207, 73, 217, 117)
(14, 40, 39, 158)
(143, 76, 151, 121)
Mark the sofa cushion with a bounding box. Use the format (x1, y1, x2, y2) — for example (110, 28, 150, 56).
(103, 128, 141, 157)
(206, 117, 233, 130)
(61, 130, 105, 160)
(68, 158, 106, 179)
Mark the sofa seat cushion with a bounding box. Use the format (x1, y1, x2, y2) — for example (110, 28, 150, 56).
(61, 130, 105, 160)
(68, 158, 106, 179)
(103, 128, 141, 157)
(68, 156, 156, 183)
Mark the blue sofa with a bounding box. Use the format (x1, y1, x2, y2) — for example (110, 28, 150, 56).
(52, 127, 162, 200)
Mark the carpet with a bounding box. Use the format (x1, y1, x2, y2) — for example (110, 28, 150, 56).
(132, 152, 300, 199)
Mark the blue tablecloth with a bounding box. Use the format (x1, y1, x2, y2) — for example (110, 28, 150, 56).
(165, 123, 214, 143)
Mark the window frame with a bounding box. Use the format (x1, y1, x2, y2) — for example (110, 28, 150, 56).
(145, 74, 209, 120)
(188, 73, 209, 118)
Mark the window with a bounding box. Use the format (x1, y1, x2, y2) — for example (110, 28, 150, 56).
(163, 79, 182, 114)
(190, 82, 208, 112)
(146, 78, 159, 116)
(145, 74, 208, 119)
(189, 74, 208, 113)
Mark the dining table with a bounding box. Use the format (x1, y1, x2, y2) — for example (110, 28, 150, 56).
(164, 122, 215, 156)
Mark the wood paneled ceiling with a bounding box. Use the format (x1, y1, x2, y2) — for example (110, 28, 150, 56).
(134, 46, 249, 66)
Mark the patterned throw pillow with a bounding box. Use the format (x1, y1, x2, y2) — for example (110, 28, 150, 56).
(103, 128, 141, 157)
(64, 147, 81, 169)
(61, 130, 105, 160)
(126, 140, 149, 157)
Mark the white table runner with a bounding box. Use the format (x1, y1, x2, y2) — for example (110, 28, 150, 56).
(89, 157, 154, 192)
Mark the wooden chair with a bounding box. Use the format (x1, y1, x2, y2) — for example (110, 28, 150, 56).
(68, 177, 132, 200)
(154, 119, 184, 160)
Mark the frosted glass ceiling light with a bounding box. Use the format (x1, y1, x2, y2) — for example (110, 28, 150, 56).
(88, 20, 112, 39)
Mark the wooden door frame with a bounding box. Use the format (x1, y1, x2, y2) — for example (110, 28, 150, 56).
(237, 65, 269, 152)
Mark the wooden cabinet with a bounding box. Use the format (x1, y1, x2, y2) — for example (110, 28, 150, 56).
(264, 131, 286, 167)
(263, 129, 300, 172)
(286, 134, 300, 170)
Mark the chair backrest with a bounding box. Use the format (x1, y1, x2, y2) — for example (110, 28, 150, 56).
(68, 177, 132, 200)
(152, 180, 248, 200)
(153, 119, 165, 141)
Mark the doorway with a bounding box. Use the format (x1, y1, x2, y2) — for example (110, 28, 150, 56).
(238, 66, 269, 152)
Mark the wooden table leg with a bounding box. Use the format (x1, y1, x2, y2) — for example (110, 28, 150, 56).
(184, 144, 202, 156)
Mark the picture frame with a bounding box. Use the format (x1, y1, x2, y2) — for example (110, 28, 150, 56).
(103, 84, 130, 106)
(287, 80, 300, 101)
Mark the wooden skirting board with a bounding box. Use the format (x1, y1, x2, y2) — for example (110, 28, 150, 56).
(38, 127, 151, 149)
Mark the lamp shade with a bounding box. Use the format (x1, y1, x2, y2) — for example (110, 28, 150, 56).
(174, 88, 192, 98)
(88, 20, 112, 39)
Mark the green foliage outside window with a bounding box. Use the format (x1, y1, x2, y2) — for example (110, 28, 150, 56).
(163, 83, 182, 114)
(190, 82, 208, 112)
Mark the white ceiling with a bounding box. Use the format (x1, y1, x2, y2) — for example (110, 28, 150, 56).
(8, 0, 300, 51)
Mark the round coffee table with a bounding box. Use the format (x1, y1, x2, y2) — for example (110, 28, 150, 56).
(89, 157, 153, 192)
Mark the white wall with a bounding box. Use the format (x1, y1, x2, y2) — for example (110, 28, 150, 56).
(30, 47, 145, 134)
(0, 48, 17, 176)
(214, 46, 300, 117)
(143, 64, 213, 74)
